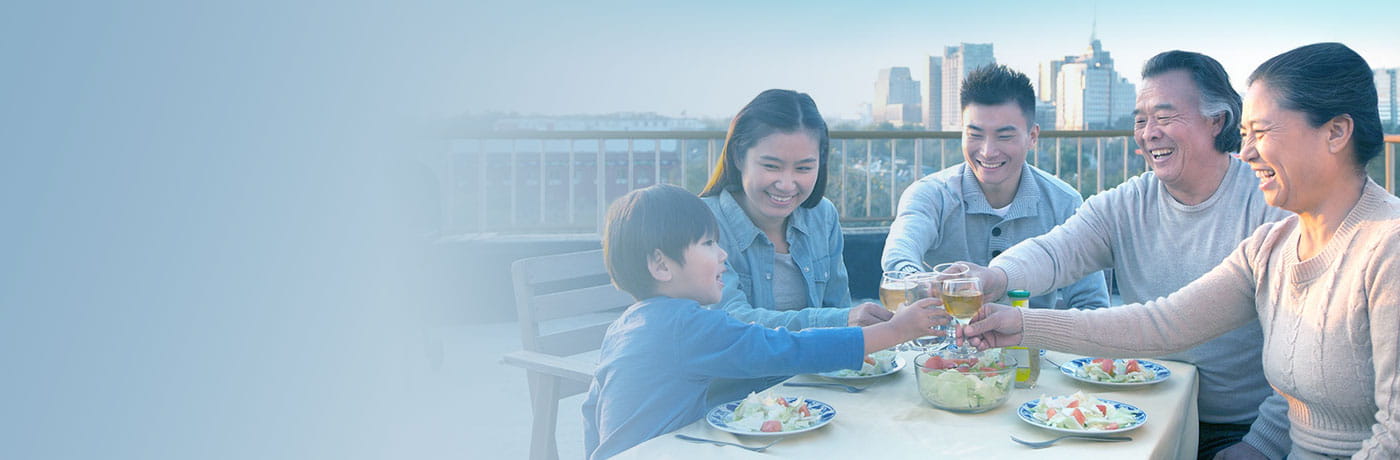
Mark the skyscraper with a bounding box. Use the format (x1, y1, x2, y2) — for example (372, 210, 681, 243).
(924, 56, 943, 131)
(1377, 68, 1398, 128)
(941, 43, 995, 131)
(874, 67, 922, 127)
(1050, 33, 1134, 130)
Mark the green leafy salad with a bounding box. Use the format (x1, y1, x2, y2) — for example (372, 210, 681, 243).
(729, 391, 819, 433)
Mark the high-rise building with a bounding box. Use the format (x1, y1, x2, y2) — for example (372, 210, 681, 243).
(1050, 33, 1135, 130)
(941, 43, 996, 131)
(925, 56, 943, 131)
(1038, 60, 1064, 103)
(1035, 100, 1057, 129)
(874, 67, 922, 127)
(1377, 68, 1398, 128)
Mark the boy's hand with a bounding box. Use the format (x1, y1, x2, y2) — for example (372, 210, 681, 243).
(891, 297, 950, 341)
(958, 303, 1023, 348)
(847, 302, 892, 326)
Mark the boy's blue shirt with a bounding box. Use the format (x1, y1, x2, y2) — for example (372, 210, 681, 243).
(581, 296, 864, 460)
(701, 189, 853, 330)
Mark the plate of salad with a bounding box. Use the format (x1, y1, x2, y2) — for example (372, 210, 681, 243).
(817, 349, 904, 380)
(706, 391, 836, 436)
(1017, 391, 1147, 434)
(1060, 358, 1170, 387)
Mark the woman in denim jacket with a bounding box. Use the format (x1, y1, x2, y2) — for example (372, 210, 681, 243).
(698, 89, 890, 331)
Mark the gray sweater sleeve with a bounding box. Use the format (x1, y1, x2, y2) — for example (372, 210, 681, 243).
(1242, 392, 1292, 459)
(882, 179, 946, 274)
(992, 186, 1119, 297)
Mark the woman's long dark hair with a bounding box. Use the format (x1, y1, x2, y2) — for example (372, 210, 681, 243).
(699, 89, 829, 209)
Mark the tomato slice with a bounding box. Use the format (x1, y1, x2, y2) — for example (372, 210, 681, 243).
(760, 420, 782, 432)
(1071, 408, 1086, 425)
(1125, 359, 1142, 373)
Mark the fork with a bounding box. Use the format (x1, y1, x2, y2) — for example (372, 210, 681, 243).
(782, 382, 866, 393)
(674, 434, 782, 452)
(1010, 434, 1132, 448)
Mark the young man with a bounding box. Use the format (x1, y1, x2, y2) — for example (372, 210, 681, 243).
(963, 51, 1294, 459)
(881, 65, 1109, 311)
(582, 184, 944, 459)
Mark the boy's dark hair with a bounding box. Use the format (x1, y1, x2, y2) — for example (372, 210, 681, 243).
(1142, 50, 1242, 153)
(602, 184, 720, 300)
(700, 89, 830, 208)
(1249, 42, 1383, 169)
(960, 64, 1036, 128)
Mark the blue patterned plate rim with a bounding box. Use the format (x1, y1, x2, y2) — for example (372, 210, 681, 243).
(1059, 358, 1171, 387)
(705, 397, 836, 437)
(817, 354, 906, 380)
(1016, 397, 1148, 434)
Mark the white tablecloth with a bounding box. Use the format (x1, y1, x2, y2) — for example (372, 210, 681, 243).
(614, 351, 1199, 459)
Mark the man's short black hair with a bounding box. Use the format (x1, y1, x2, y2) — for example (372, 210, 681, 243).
(602, 184, 719, 300)
(960, 64, 1036, 128)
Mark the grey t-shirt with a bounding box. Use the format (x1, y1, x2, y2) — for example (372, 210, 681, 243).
(771, 252, 809, 311)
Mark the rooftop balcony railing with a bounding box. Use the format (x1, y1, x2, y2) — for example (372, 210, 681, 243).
(444, 131, 1400, 237)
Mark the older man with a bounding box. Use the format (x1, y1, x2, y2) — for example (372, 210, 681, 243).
(968, 51, 1293, 459)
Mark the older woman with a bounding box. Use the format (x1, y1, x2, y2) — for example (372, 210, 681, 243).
(963, 42, 1399, 459)
(699, 89, 890, 330)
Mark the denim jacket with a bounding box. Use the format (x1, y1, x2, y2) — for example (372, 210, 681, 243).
(701, 189, 853, 330)
(881, 163, 1109, 310)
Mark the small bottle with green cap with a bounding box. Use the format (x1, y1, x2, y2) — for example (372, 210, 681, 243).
(1007, 290, 1039, 388)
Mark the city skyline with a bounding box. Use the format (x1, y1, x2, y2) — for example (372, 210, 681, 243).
(461, 0, 1400, 120)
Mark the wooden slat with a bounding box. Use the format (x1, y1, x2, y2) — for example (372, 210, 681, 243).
(503, 350, 596, 383)
(536, 322, 611, 357)
(514, 249, 608, 286)
(532, 284, 634, 322)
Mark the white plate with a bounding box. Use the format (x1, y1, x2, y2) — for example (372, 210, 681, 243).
(1017, 398, 1147, 434)
(1060, 358, 1170, 387)
(817, 354, 906, 380)
(706, 397, 836, 436)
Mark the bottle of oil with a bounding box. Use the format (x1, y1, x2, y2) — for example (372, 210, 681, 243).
(1007, 290, 1039, 388)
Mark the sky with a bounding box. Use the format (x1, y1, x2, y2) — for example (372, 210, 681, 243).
(459, 0, 1400, 120)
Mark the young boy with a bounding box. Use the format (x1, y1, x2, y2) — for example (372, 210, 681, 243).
(582, 184, 946, 459)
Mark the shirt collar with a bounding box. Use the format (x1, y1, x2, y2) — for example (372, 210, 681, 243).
(959, 163, 1043, 220)
(717, 188, 811, 250)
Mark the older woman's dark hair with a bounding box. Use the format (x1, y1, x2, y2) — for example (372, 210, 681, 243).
(700, 89, 830, 208)
(603, 184, 720, 300)
(1142, 50, 1242, 153)
(1248, 42, 1384, 168)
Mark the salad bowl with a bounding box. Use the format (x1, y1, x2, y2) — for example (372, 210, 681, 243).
(915, 348, 1017, 413)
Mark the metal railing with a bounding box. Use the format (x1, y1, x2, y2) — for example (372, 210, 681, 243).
(445, 131, 1400, 236)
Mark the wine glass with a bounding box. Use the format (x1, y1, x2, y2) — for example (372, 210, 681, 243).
(879, 271, 914, 314)
(940, 277, 983, 357)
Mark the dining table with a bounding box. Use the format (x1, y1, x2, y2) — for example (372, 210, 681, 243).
(613, 350, 1199, 459)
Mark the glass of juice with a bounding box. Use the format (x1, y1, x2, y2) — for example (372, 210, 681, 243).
(939, 276, 983, 356)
